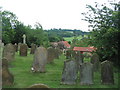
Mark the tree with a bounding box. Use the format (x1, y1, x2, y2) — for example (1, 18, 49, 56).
(14, 21, 26, 44)
(2, 10, 18, 44)
(82, 2, 119, 66)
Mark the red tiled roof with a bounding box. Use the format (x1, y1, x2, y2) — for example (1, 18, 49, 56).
(73, 47, 96, 52)
(62, 41, 71, 48)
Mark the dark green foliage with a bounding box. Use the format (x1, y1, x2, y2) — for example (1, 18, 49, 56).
(45, 28, 89, 43)
(2, 10, 18, 44)
(82, 2, 119, 66)
(1, 9, 50, 47)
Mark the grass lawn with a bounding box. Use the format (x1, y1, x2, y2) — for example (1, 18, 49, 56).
(3, 50, 119, 88)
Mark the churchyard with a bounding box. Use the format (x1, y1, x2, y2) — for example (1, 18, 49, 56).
(2, 43, 119, 88)
(1, 2, 119, 88)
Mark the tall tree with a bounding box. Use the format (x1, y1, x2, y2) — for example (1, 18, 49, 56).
(82, 2, 119, 65)
(2, 10, 18, 44)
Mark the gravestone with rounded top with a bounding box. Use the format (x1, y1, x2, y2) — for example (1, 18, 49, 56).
(80, 62, 94, 85)
(74, 51, 84, 66)
(32, 46, 47, 72)
(19, 44, 28, 56)
(30, 43, 37, 54)
(14, 43, 18, 52)
(61, 60, 78, 85)
(28, 83, 49, 88)
(47, 47, 56, 63)
(3, 43, 15, 62)
(101, 60, 114, 84)
(90, 53, 100, 72)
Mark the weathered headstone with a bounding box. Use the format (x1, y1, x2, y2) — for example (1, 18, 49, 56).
(74, 51, 84, 66)
(61, 60, 78, 85)
(90, 53, 100, 72)
(101, 60, 114, 84)
(3, 43, 15, 62)
(14, 43, 18, 52)
(22, 34, 26, 44)
(19, 44, 28, 56)
(32, 46, 47, 72)
(2, 58, 14, 86)
(30, 43, 37, 54)
(28, 83, 50, 88)
(47, 47, 56, 63)
(80, 62, 93, 85)
(18, 43, 22, 51)
(54, 48, 60, 59)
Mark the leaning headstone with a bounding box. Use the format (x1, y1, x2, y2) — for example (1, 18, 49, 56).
(47, 47, 56, 63)
(90, 53, 100, 72)
(3, 43, 15, 62)
(2, 58, 14, 86)
(101, 60, 114, 84)
(30, 43, 37, 54)
(19, 44, 28, 56)
(28, 83, 50, 88)
(80, 62, 93, 85)
(32, 46, 47, 72)
(61, 60, 78, 85)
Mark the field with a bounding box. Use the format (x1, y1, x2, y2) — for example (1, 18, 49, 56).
(3, 49, 119, 88)
(64, 35, 87, 42)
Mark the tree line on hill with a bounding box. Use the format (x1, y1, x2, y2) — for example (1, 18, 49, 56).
(1, 7, 89, 47)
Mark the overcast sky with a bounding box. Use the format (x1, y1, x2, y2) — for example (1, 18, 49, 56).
(0, 0, 119, 31)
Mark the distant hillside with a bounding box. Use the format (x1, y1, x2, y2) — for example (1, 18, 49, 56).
(45, 28, 89, 37)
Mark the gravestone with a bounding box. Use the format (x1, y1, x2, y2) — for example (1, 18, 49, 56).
(30, 43, 37, 54)
(2, 58, 14, 86)
(28, 83, 50, 88)
(65, 49, 72, 59)
(22, 34, 26, 44)
(61, 60, 78, 85)
(54, 48, 62, 59)
(74, 51, 84, 66)
(18, 43, 22, 51)
(14, 43, 18, 52)
(3, 43, 15, 62)
(32, 46, 47, 72)
(101, 60, 114, 84)
(90, 53, 100, 72)
(19, 44, 28, 56)
(80, 62, 93, 85)
(47, 47, 56, 63)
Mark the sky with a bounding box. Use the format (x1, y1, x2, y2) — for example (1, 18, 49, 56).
(0, 0, 119, 31)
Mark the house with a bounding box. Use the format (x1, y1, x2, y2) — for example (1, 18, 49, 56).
(73, 47, 96, 54)
(60, 41, 71, 48)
